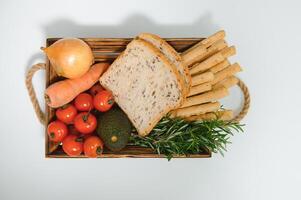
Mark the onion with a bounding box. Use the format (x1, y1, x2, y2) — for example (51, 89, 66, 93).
(41, 38, 94, 79)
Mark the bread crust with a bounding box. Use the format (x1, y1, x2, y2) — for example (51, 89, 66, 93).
(100, 39, 184, 136)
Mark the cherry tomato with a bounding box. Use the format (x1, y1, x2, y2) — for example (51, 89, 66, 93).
(69, 126, 94, 140)
(56, 104, 77, 124)
(93, 90, 114, 112)
(62, 135, 83, 156)
(74, 112, 97, 134)
(74, 93, 94, 111)
(89, 84, 104, 96)
(47, 120, 68, 142)
(84, 136, 104, 158)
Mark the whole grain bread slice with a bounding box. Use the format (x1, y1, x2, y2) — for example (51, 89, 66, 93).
(138, 33, 191, 97)
(99, 39, 184, 136)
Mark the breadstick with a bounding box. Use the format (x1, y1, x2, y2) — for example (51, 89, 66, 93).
(209, 59, 230, 73)
(211, 63, 242, 85)
(181, 87, 229, 108)
(182, 30, 226, 55)
(188, 82, 211, 97)
(189, 46, 235, 75)
(219, 110, 234, 120)
(182, 40, 227, 67)
(185, 110, 233, 121)
(189, 52, 225, 75)
(170, 102, 220, 118)
(220, 46, 236, 57)
(189, 40, 228, 66)
(213, 76, 239, 89)
(198, 40, 228, 62)
(201, 30, 226, 48)
(182, 46, 206, 67)
(191, 72, 214, 86)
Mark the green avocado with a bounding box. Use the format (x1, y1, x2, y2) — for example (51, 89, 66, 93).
(97, 106, 132, 151)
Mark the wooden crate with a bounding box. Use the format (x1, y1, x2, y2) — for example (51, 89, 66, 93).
(45, 37, 211, 158)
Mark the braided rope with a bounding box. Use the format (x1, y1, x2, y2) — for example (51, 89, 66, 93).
(232, 78, 250, 122)
(25, 63, 46, 124)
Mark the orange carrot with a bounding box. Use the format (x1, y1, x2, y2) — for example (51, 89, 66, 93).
(45, 63, 110, 108)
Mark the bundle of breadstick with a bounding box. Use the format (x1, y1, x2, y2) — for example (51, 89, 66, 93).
(170, 30, 242, 121)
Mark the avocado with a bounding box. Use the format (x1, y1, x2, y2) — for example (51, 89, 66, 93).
(97, 106, 132, 151)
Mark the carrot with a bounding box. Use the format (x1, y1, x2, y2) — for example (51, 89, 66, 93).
(45, 63, 110, 108)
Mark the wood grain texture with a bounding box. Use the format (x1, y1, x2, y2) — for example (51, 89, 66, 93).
(45, 37, 211, 158)
(46, 146, 211, 158)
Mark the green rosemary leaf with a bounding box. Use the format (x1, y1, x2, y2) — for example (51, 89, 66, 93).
(129, 116, 244, 160)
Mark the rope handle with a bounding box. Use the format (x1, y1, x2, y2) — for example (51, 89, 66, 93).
(25, 64, 250, 124)
(25, 63, 46, 124)
(232, 78, 250, 122)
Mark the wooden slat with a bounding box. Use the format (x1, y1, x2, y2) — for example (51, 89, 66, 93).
(45, 37, 211, 158)
(46, 146, 211, 158)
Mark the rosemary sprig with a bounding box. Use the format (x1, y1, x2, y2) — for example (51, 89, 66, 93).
(129, 116, 244, 160)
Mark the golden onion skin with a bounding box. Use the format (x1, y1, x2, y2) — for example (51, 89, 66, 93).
(42, 38, 94, 79)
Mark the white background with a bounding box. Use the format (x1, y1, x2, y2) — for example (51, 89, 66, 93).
(0, 0, 300, 199)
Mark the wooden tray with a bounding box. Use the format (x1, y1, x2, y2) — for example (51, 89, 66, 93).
(45, 37, 211, 158)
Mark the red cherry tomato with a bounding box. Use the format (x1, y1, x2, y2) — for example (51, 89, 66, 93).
(62, 135, 83, 156)
(69, 126, 93, 139)
(93, 90, 114, 112)
(56, 104, 77, 124)
(89, 84, 104, 96)
(47, 120, 68, 142)
(74, 93, 94, 111)
(74, 112, 97, 134)
(84, 136, 104, 158)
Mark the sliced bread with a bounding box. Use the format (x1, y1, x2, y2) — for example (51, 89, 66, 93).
(138, 33, 191, 96)
(99, 39, 184, 136)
